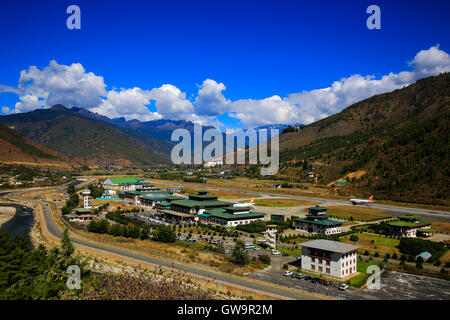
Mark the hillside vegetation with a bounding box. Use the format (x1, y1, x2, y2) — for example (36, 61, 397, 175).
(279, 73, 450, 206)
(0, 106, 169, 166)
(0, 122, 78, 167)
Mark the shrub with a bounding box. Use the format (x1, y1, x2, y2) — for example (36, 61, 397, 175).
(398, 238, 445, 256)
(258, 254, 271, 265)
(231, 241, 249, 265)
(153, 225, 176, 243)
(434, 260, 442, 266)
(349, 234, 359, 242)
(392, 253, 398, 259)
(374, 252, 379, 257)
(364, 250, 370, 256)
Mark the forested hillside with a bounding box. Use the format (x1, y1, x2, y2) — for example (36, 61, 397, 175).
(279, 73, 450, 205)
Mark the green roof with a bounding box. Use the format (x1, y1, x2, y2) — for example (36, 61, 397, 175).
(308, 205, 328, 211)
(140, 195, 183, 201)
(388, 220, 432, 228)
(294, 217, 342, 226)
(107, 177, 140, 184)
(398, 215, 422, 220)
(171, 199, 232, 208)
(208, 211, 265, 220)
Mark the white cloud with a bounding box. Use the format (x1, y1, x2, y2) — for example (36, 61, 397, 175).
(1, 106, 11, 114)
(14, 94, 44, 113)
(91, 87, 161, 121)
(17, 60, 107, 109)
(284, 45, 450, 125)
(228, 95, 298, 128)
(149, 84, 194, 119)
(195, 79, 230, 116)
(1, 45, 449, 128)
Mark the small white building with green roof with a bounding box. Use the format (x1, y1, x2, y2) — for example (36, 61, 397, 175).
(387, 215, 432, 238)
(294, 205, 343, 235)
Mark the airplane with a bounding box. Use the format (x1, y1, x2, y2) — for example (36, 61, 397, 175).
(349, 195, 374, 205)
(233, 197, 256, 210)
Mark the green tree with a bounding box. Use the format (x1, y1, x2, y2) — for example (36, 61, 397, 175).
(231, 240, 249, 265)
(153, 224, 176, 243)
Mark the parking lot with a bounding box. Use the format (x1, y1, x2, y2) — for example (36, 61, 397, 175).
(247, 268, 450, 300)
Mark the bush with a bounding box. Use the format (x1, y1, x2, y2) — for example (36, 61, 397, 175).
(416, 262, 423, 270)
(152, 225, 176, 243)
(258, 254, 271, 265)
(374, 252, 379, 257)
(87, 219, 109, 234)
(434, 260, 442, 266)
(231, 240, 249, 265)
(392, 253, 398, 259)
(349, 234, 359, 242)
(397, 238, 445, 256)
(384, 253, 391, 260)
(364, 250, 370, 256)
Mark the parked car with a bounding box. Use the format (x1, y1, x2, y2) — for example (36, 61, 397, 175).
(319, 279, 327, 285)
(282, 253, 289, 257)
(338, 284, 349, 291)
(304, 276, 312, 281)
(272, 250, 281, 255)
(324, 280, 333, 286)
(311, 277, 320, 283)
(290, 272, 298, 278)
(284, 271, 293, 277)
(333, 282, 340, 288)
(296, 273, 305, 279)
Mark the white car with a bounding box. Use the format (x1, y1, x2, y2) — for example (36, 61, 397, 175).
(284, 271, 293, 276)
(272, 250, 281, 255)
(338, 284, 349, 290)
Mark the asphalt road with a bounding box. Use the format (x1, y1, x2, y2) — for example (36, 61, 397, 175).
(248, 268, 450, 300)
(147, 180, 450, 222)
(3, 190, 325, 300)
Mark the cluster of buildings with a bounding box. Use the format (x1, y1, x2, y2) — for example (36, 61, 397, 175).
(101, 178, 266, 227)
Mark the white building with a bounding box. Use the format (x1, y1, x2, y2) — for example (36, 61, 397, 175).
(200, 207, 265, 227)
(300, 239, 358, 279)
(81, 189, 91, 209)
(264, 226, 277, 249)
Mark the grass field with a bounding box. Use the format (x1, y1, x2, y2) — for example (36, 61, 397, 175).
(341, 233, 401, 256)
(254, 198, 317, 207)
(325, 206, 392, 221)
(349, 259, 381, 287)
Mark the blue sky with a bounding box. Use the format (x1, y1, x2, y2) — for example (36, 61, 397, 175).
(0, 0, 449, 129)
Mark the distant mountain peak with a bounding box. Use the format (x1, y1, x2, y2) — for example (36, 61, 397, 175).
(49, 104, 69, 111)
